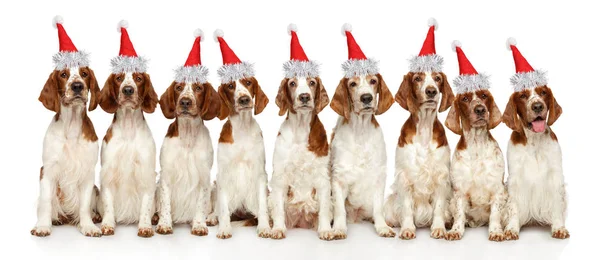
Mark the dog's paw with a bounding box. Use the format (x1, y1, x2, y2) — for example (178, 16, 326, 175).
(101, 225, 115, 236)
(376, 226, 396, 238)
(270, 228, 286, 240)
(504, 229, 519, 240)
(92, 213, 103, 224)
(191, 226, 209, 236)
(257, 226, 271, 238)
(206, 216, 218, 226)
(30, 226, 51, 237)
(137, 227, 154, 238)
(551, 227, 570, 239)
(156, 225, 173, 235)
(332, 229, 347, 240)
(399, 228, 416, 240)
(216, 229, 232, 239)
(318, 230, 336, 241)
(445, 230, 463, 241)
(430, 227, 446, 239)
(488, 231, 505, 242)
(78, 224, 102, 237)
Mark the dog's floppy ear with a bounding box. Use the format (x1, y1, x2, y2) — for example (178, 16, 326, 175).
(488, 99, 503, 130)
(39, 71, 60, 112)
(141, 73, 158, 113)
(275, 78, 291, 116)
(87, 68, 101, 111)
(217, 84, 230, 120)
(251, 77, 269, 115)
(201, 83, 221, 120)
(99, 74, 119, 114)
(395, 73, 418, 113)
(438, 72, 454, 113)
(330, 78, 350, 120)
(159, 82, 177, 119)
(444, 100, 462, 135)
(546, 87, 562, 126)
(314, 77, 329, 114)
(375, 74, 393, 115)
(502, 93, 522, 133)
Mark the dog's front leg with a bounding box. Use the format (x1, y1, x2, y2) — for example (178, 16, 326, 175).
(331, 180, 349, 239)
(372, 178, 395, 238)
(137, 191, 155, 238)
(317, 183, 335, 240)
(216, 188, 232, 239)
(256, 174, 271, 238)
(191, 185, 209, 236)
(430, 177, 449, 239)
(488, 189, 506, 241)
(156, 180, 173, 235)
(550, 181, 569, 239)
(398, 173, 416, 240)
(269, 180, 287, 239)
(31, 167, 55, 237)
(77, 177, 102, 237)
(503, 196, 521, 240)
(100, 186, 116, 235)
(446, 192, 466, 241)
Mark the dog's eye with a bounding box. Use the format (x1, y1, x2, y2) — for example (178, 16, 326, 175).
(176, 85, 183, 91)
(520, 94, 527, 99)
(462, 96, 469, 102)
(228, 84, 234, 90)
(81, 72, 88, 78)
(540, 90, 547, 96)
(309, 80, 316, 86)
(435, 76, 441, 82)
(414, 76, 422, 82)
(370, 79, 377, 85)
(195, 85, 202, 92)
(116, 76, 122, 81)
(290, 82, 296, 87)
(60, 72, 67, 78)
(246, 81, 252, 86)
(481, 94, 487, 99)
(136, 76, 142, 82)
(350, 82, 357, 87)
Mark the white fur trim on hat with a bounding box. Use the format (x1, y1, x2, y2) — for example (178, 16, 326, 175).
(174, 64, 209, 83)
(408, 54, 444, 72)
(53, 51, 90, 69)
(428, 17, 438, 31)
(506, 37, 517, 51)
(453, 73, 491, 94)
(451, 40, 462, 52)
(341, 23, 352, 36)
(341, 58, 379, 78)
(194, 28, 204, 41)
(283, 60, 320, 78)
(217, 61, 255, 83)
(110, 55, 148, 73)
(287, 23, 298, 35)
(52, 15, 63, 28)
(213, 29, 224, 42)
(117, 20, 129, 32)
(510, 70, 548, 92)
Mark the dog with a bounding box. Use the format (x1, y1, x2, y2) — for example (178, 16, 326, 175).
(32, 16, 102, 237)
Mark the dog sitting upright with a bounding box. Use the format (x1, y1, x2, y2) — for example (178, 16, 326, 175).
(444, 41, 506, 241)
(155, 29, 221, 236)
(210, 30, 271, 239)
(269, 24, 333, 240)
(97, 21, 159, 237)
(32, 16, 102, 237)
(384, 19, 455, 239)
(502, 38, 569, 240)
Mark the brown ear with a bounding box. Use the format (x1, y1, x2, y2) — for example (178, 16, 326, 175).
(444, 100, 462, 135)
(330, 78, 350, 120)
(201, 83, 221, 120)
(99, 74, 119, 114)
(488, 100, 502, 129)
(395, 73, 418, 112)
(217, 84, 230, 120)
(547, 88, 562, 126)
(141, 73, 158, 113)
(39, 71, 60, 112)
(87, 69, 101, 111)
(375, 74, 393, 115)
(314, 77, 329, 114)
(251, 78, 269, 115)
(502, 94, 522, 133)
(159, 82, 177, 119)
(275, 78, 291, 116)
(438, 73, 454, 112)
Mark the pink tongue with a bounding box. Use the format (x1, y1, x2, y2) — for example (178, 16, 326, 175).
(531, 121, 546, 133)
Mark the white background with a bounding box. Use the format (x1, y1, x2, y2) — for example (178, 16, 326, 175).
(0, 0, 597, 259)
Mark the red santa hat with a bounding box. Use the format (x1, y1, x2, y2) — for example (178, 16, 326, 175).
(213, 29, 255, 83)
(174, 29, 209, 83)
(506, 37, 547, 91)
(409, 18, 443, 72)
(451, 40, 490, 94)
(283, 24, 320, 78)
(340, 23, 379, 78)
(110, 20, 148, 74)
(51, 16, 90, 69)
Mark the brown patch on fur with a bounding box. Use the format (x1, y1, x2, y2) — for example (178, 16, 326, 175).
(39, 167, 44, 180)
(307, 115, 328, 157)
(456, 136, 467, 151)
(81, 112, 98, 142)
(550, 131, 558, 141)
(151, 213, 159, 225)
(330, 132, 335, 143)
(219, 120, 234, 144)
(103, 126, 113, 143)
(330, 78, 351, 121)
(166, 118, 179, 138)
(510, 131, 527, 146)
(371, 115, 380, 128)
(536, 86, 562, 126)
(398, 115, 417, 147)
(433, 119, 448, 148)
(277, 132, 281, 137)
(375, 74, 394, 115)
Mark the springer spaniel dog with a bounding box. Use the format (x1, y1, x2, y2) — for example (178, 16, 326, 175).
(97, 21, 159, 237)
(502, 38, 569, 240)
(32, 16, 102, 237)
(330, 23, 396, 239)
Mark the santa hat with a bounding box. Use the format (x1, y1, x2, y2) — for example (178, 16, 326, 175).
(451, 41, 490, 94)
(213, 29, 255, 83)
(341, 23, 379, 78)
(506, 37, 547, 91)
(409, 18, 443, 72)
(174, 29, 209, 83)
(110, 20, 148, 74)
(283, 24, 319, 78)
(51, 16, 89, 69)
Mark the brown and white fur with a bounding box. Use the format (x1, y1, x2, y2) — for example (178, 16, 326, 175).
(97, 72, 159, 237)
(444, 89, 506, 241)
(502, 86, 569, 240)
(384, 71, 454, 239)
(330, 74, 396, 239)
(154, 81, 221, 236)
(32, 67, 102, 237)
(269, 77, 334, 240)
(209, 77, 270, 239)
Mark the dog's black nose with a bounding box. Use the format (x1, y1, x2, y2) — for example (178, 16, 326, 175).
(360, 94, 373, 105)
(71, 82, 84, 93)
(425, 86, 438, 98)
(474, 105, 487, 116)
(179, 98, 192, 109)
(238, 96, 251, 106)
(299, 93, 311, 103)
(122, 86, 135, 96)
(532, 102, 544, 113)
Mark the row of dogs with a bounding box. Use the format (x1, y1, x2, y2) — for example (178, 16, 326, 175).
(32, 66, 568, 242)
